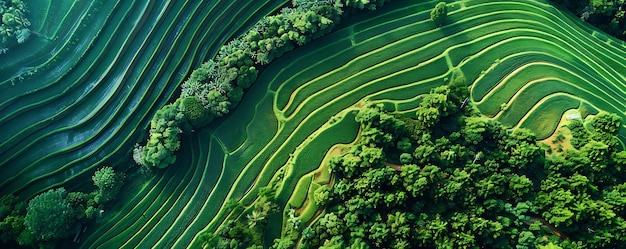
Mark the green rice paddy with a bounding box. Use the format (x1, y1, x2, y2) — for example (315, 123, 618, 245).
(1, 0, 625, 247)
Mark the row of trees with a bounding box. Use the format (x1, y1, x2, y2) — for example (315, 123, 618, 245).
(0, 0, 31, 53)
(291, 77, 626, 248)
(0, 167, 125, 248)
(134, 0, 392, 169)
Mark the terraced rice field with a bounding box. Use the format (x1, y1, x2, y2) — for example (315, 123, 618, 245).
(0, 0, 289, 247)
(203, 0, 626, 242)
(0, 0, 289, 197)
(1, 0, 625, 247)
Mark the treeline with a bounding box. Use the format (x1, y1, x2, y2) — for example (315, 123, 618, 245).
(0, 167, 125, 248)
(133, 0, 392, 169)
(551, 0, 626, 41)
(294, 81, 626, 248)
(0, 0, 31, 54)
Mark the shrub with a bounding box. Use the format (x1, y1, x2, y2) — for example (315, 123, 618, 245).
(24, 188, 76, 241)
(179, 96, 212, 128)
(430, 2, 447, 26)
(140, 103, 185, 168)
(92, 166, 125, 204)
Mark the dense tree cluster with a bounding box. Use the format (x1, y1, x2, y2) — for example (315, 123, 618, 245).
(335, 0, 390, 11)
(568, 111, 622, 150)
(137, 0, 392, 169)
(0, 195, 32, 246)
(179, 0, 348, 118)
(92, 166, 126, 204)
(24, 188, 77, 241)
(293, 81, 626, 248)
(0, 0, 31, 53)
(133, 95, 216, 168)
(134, 102, 187, 168)
(551, 0, 626, 40)
(200, 187, 278, 249)
(0, 167, 125, 248)
(536, 111, 626, 247)
(179, 0, 355, 110)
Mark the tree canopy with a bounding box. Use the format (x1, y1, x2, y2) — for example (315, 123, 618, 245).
(1, 166, 125, 247)
(295, 81, 626, 248)
(430, 2, 448, 26)
(0, 0, 31, 52)
(135, 103, 187, 168)
(550, 0, 626, 41)
(24, 188, 76, 241)
(92, 166, 125, 204)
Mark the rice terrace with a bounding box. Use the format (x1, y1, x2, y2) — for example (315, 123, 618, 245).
(1, 0, 626, 248)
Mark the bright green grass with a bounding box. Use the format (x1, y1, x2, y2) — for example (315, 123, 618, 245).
(518, 94, 581, 138)
(496, 79, 599, 127)
(300, 181, 322, 223)
(288, 176, 312, 209)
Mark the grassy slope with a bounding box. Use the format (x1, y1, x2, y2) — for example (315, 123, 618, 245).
(200, 0, 626, 243)
(77, 2, 292, 248)
(0, 0, 289, 199)
(129, 0, 625, 246)
(2, 0, 625, 247)
(0, 0, 288, 248)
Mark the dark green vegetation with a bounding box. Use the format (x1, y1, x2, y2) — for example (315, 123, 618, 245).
(430, 2, 448, 26)
(136, 101, 187, 169)
(296, 87, 626, 248)
(1, 0, 626, 248)
(551, 0, 626, 41)
(0, 167, 124, 248)
(0, 0, 31, 53)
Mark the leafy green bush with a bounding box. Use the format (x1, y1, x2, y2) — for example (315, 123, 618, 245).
(136, 103, 187, 168)
(430, 2, 448, 26)
(0, 0, 31, 52)
(313, 185, 331, 206)
(92, 166, 125, 204)
(179, 96, 212, 128)
(24, 188, 76, 241)
(589, 112, 621, 135)
(0, 195, 30, 246)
